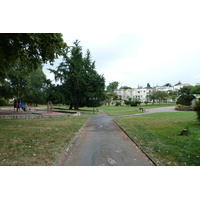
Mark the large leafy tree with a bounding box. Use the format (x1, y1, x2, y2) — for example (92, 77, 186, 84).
(22, 66, 48, 106)
(45, 81, 65, 105)
(119, 86, 131, 89)
(164, 83, 172, 87)
(191, 85, 200, 94)
(81, 50, 106, 107)
(176, 86, 195, 106)
(156, 91, 168, 103)
(106, 81, 119, 91)
(51, 40, 105, 110)
(0, 33, 67, 80)
(175, 81, 182, 86)
(0, 80, 13, 100)
(105, 81, 119, 104)
(178, 86, 192, 95)
(147, 91, 157, 104)
(6, 59, 31, 100)
(147, 83, 151, 87)
(167, 90, 177, 102)
(4, 59, 48, 105)
(149, 91, 168, 104)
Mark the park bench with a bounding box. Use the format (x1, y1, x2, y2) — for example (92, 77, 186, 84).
(139, 107, 146, 112)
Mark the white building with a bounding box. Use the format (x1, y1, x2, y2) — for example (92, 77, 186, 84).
(174, 83, 193, 91)
(114, 83, 197, 103)
(156, 86, 174, 92)
(114, 87, 154, 102)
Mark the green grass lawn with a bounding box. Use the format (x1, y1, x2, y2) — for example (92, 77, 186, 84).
(100, 103, 176, 116)
(53, 103, 176, 116)
(0, 116, 88, 166)
(114, 112, 200, 166)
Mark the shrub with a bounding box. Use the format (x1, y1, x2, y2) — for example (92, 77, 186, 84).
(193, 100, 200, 122)
(176, 94, 195, 106)
(177, 104, 192, 109)
(130, 101, 137, 106)
(124, 100, 140, 107)
(115, 102, 121, 106)
(124, 100, 131, 106)
(0, 98, 7, 106)
(136, 99, 141, 106)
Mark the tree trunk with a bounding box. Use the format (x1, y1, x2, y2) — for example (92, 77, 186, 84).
(74, 102, 79, 110)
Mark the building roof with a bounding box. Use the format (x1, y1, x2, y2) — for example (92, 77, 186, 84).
(176, 83, 193, 87)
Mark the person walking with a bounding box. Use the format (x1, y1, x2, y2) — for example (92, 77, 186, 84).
(14, 100, 17, 111)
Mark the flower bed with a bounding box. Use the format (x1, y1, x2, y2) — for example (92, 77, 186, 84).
(175, 104, 194, 111)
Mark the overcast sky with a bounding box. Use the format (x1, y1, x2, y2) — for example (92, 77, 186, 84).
(4, 0, 200, 88)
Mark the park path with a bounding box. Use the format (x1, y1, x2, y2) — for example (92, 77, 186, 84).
(54, 110, 157, 166)
(54, 106, 181, 166)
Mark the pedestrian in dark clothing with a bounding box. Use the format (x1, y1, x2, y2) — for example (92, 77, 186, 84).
(14, 100, 17, 111)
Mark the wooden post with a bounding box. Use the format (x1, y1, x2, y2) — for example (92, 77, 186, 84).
(47, 101, 50, 113)
(50, 101, 52, 113)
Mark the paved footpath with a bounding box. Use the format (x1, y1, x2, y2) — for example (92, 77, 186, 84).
(54, 106, 183, 166)
(54, 109, 159, 166)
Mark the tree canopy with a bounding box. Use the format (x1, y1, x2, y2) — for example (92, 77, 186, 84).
(147, 83, 151, 87)
(0, 33, 67, 80)
(50, 40, 105, 110)
(148, 90, 168, 104)
(177, 86, 195, 106)
(106, 81, 119, 92)
(22, 66, 48, 106)
(119, 86, 132, 89)
(164, 83, 172, 87)
(178, 86, 192, 95)
(191, 85, 200, 94)
(175, 81, 182, 86)
(1, 59, 48, 105)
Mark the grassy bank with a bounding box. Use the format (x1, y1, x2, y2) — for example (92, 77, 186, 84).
(0, 116, 88, 166)
(100, 103, 176, 116)
(114, 112, 200, 166)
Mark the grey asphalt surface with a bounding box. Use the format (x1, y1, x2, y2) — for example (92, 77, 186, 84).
(55, 108, 178, 166)
(54, 106, 182, 166)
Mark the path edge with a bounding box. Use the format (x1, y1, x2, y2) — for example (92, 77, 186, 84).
(53, 117, 91, 166)
(112, 119, 157, 166)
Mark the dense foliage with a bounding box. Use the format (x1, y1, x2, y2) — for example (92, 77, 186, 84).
(0, 38, 105, 108)
(124, 99, 141, 106)
(176, 95, 195, 106)
(176, 86, 195, 106)
(148, 91, 168, 104)
(193, 100, 200, 122)
(106, 81, 119, 91)
(191, 85, 200, 94)
(0, 33, 67, 80)
(50, 40, 105, 110)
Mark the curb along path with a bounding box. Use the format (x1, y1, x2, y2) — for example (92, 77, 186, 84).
(54, 110, 154, 166)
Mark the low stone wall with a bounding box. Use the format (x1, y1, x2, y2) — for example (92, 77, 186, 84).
(0, 112, 80, 120)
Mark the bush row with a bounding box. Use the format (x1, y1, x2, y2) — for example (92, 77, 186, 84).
(115, 100, 141, 107)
